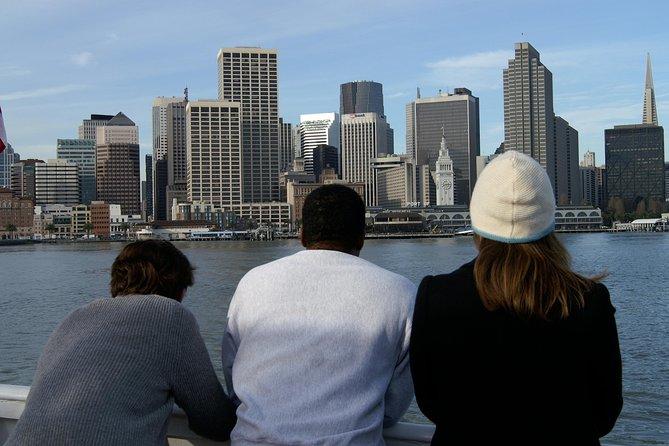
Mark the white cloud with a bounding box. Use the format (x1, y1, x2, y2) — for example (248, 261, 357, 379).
(0, 84, 86, 101)
(105, 32, 119, 43)
(0, 65, 32, 77)
(425, 50, 511, 90)
(386, 92, 406, 99)
(70, 51, 93, 67)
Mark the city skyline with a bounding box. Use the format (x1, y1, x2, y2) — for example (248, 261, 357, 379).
(1, 0, 667, 176)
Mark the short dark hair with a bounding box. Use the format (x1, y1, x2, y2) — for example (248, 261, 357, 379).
(110, 240, 194, 301)
(301, 184, 366, 251)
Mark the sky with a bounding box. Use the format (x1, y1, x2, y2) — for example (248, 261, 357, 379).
(1, 0, 668, 178)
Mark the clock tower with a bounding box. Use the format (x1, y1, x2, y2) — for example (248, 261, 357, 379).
(435, 128, 454, 206)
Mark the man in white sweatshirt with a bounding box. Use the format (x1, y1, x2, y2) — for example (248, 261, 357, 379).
(222, 184, 416, 445)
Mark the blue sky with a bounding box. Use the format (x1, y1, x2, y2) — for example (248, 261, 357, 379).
(1, 0, 667, 176)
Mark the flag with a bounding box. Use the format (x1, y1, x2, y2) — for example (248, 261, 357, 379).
(0, 106, 7, 154)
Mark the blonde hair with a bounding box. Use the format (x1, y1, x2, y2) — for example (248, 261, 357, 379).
(473, 233, 603, 320)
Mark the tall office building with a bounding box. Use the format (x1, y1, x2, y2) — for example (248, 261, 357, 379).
(35, 159, 80, 206)
(371, 155, 416, 208)
(406, 88, 480, 204)
(0, 144, 18, 188)
(341, 113, 390, 206)
(605, 124, 665, 213)
(643, 53, 658, 125)
(78, 114, 114, 140)
(580, 150, 596, 168)
(11, 159, 42, 199)
(95, 112, 140, 215)
(57, 139, 96, 204)
(186, 100, 242, 207)
(152, 96, 187, 220)
(279, 118, 294, 172)
(665, 162, 669, 202)
(145, 154, 153, 219)
(553, 116, 581, 205)
(312, 144, 339, 180)
(217, 47, 279, 202)
(297, 113, 340, 175)
(340, 81, 385, 116)
(341, 80, 394, 155)
(503, 42, 556, 187)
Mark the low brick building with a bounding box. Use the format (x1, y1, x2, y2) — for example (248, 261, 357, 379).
(0, 188, 34, 238)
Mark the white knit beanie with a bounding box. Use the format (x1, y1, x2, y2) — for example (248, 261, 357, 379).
(470, 150, 555, 243)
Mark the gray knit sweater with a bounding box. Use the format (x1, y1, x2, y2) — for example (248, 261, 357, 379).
(6, 294, 236, 445)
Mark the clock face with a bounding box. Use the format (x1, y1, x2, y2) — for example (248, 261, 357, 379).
(441, 179, 452, 190)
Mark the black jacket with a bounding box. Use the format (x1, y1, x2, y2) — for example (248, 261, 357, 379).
(410, 260, 622, 446)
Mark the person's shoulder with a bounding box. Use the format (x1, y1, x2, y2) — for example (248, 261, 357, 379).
(583, 282, 615, 315)
(416, 260, 478, 311)
(422, 259, 476, 293)
(356, 257, 417, 296)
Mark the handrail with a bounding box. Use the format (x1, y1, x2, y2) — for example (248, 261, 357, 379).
(0, 384, 434, 445)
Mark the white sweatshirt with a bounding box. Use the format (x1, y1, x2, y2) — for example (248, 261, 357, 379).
(222, 249, 416, 445)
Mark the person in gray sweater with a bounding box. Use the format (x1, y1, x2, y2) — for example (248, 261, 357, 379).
(6, 240, 236, 445)
(223, 185, 416, 445)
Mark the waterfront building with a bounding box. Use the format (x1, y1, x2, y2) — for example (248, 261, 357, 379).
(175, 201, 291, 229)
(35, 159, 80, 206)
(371, 155, 416, 209)
(56, 139, 96, 204)
(605, 124, 665, 214)
(279, 118, 294, 172)
(341, 112, 391, 206)
(416, 165, 436, 207)
(0, 188, 33, 238)
(90, 201, 111, 238)
(278, 158, 316, 201)
(10, 159, 42, 199)
(406, 88, 480, 205)
(643, 53, 658, 125)
(186, 99, 242, 208)
(144, 154, 153, 219)
(78, 114, 114, 140)
(217, 47, 280, 202)
(0, 144, 18, 189)
(503, 42, 556, 188)
(286, 171, 365, 224)
(165, 182, 187, 220)
(434, 134, 455, 206)
(581, 150, 596, 168)
(312, 144, 339, 180)
(296, 113, 340, 175)
(553, 116, 581, 205)
(70, 204, 91, 237)
(95, 112, 140, 215)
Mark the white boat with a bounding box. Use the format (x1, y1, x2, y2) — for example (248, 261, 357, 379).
(0, 384, 434, 445)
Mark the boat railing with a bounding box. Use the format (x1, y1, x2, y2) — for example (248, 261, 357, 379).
(0, 384, 434, 445)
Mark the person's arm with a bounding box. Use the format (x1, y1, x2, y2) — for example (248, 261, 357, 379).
(409, 275, 441, 424)
(171, 306, 237, 441)
(588, 284, 623, 438)
(383, 281, 418, 428)
(221, 322, 240, 407)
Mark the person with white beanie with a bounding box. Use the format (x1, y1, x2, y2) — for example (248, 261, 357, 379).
(410, 151, 622, 446)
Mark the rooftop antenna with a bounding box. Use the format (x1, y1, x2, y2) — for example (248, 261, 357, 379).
(184, 86, 189, 102)
(416, 86, 421, 99)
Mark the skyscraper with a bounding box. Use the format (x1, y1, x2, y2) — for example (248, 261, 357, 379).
(371, 155, 416, 208)
(279, 118, 294, 172)
(11, 159, 42, 199)
(0, 144, 18, 188)
(643, 53, 658, 125)
(580, 150, 596, 168)
(312, 144, 339, 180)
(297, 113, 340, 175)
(341, 113, 390, 206)
(406, 88, 480, 204)
(186, 100, 242, 207)
(35, 159, 80, 206)
(340, 81, 384, 116)
(503, 42, 556, 188)
(217, 47, 279, 202)
(341, 80, 394, 155)
(57, 138, 96, 204)
(145, 154, 153, 219)
(605, 124, 665, 214)
(95, 112, 140, 215)
(152, 96, 187, 220)
(553, 116, 581, 205)
(78, 114, 114, 140)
